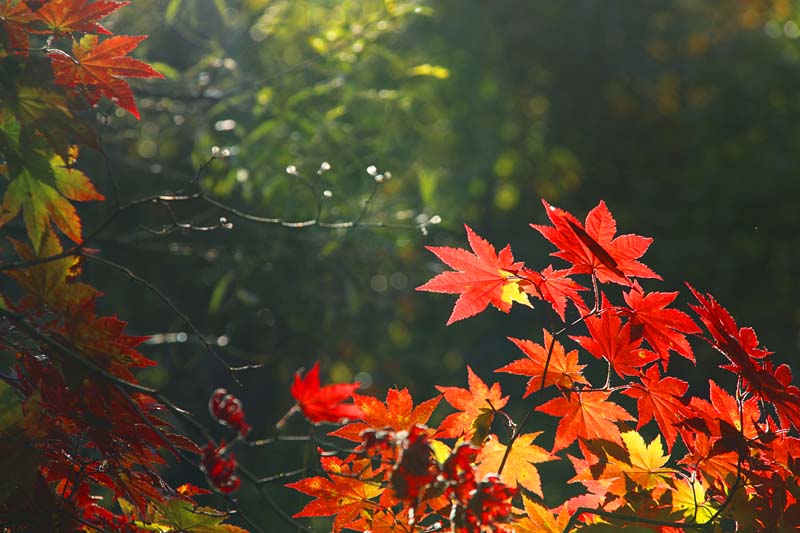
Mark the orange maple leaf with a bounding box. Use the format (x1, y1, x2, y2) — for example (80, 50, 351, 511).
(537, 390, 635, 452)
(496, 329, 588, 394)
(512, 498, 571, 533)
(435, 365, 508, 440)
(48, 34, 163, 119)
(5, 230, 99, 313)
(329, 388, 440, 442)
(287, 455, 383, 533)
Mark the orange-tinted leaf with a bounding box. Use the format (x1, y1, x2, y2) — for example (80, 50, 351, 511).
(0, 0, 35, 51)
(496, 329, 588, 394)
(175, 483, 212, 497)
(33, 0, 127, 35)
(475, 433, 554, 497)
(287, 455, 383, 532)
(532, 200, 661, 285)
(621, 282, 701, 367)
(537, 390, 635, 452)
(48, 34, 163, 119)
(52, 147, 104, 202)
(513, 498, 572, 533)
(417, 224, 531, 324)
(5, 231, 99, 312)
(621, 365, 688, 452)
(329, 388, 440, 442)
(290, 361, 363, 424)
(435, 365, 508, 440)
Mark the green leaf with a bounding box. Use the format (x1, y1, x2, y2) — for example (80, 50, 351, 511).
(150, 499, 249, 532)
(0, 147, 102, 249)
(164, 0, 182, 24)
(0, 111, 21, 149)
(208, 271, 235, 314)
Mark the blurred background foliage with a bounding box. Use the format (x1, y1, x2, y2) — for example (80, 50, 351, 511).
(74, 0, 800, 522)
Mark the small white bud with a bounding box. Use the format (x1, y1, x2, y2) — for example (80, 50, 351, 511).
(323, 190, 333, 198)
(430, 215, 442, 224)
(220, 148, 231, 158)
(383, 171, 392, 180)
(318, 161, 331, 174)
(374, 174, 385, 183)
(420, 226, 429, 236)
(211, 146, 220, 156)
(366, 165, 378, 176)
(286, 165, 298, 176)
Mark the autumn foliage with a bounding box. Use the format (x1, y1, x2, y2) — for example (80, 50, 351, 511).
(282, 200, 800, 532)
(0, 0, 242, 530)
(2, 0, 800, 532)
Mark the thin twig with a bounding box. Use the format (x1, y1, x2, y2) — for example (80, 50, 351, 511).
(82, 253, 257, 385)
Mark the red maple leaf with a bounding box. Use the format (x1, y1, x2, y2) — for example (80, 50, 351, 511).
(48, 34, 163, 119)
(417, 224, 531, 324)
(519, 265, 587, 321)
(622, 365, 689, 451)
(621, 282, 701, 367)
(435, 366, 508, 440)
(5, 231, 99, 313)
(677, 380, 764, 485)
(33, 0, 127, 35)
(329, 388, 440, 442)
(289, 361, 363, 424)
(496, 329, 588, 395)
(532, 199, 661, 285)
(570, 301, 658, 378)
(0, 0, 35, 52)
(59, 297, 155, 381)
(688, 285, 800, 430)
(536, 390, 635, 452)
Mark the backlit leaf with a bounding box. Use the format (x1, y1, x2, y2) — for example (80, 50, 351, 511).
(435, 365, 508, 440)
(537, 390, 635, 452)
(48, 34, 164, 119)
(497, 329, 588, 394)
(475, 432, 554, 497)
(417, 224, 531, 324)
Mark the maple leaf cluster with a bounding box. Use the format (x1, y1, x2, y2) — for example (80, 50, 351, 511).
(0, 0, 247, 530)
(282, 200, 800, 533)
(1, 0, 162, 119)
